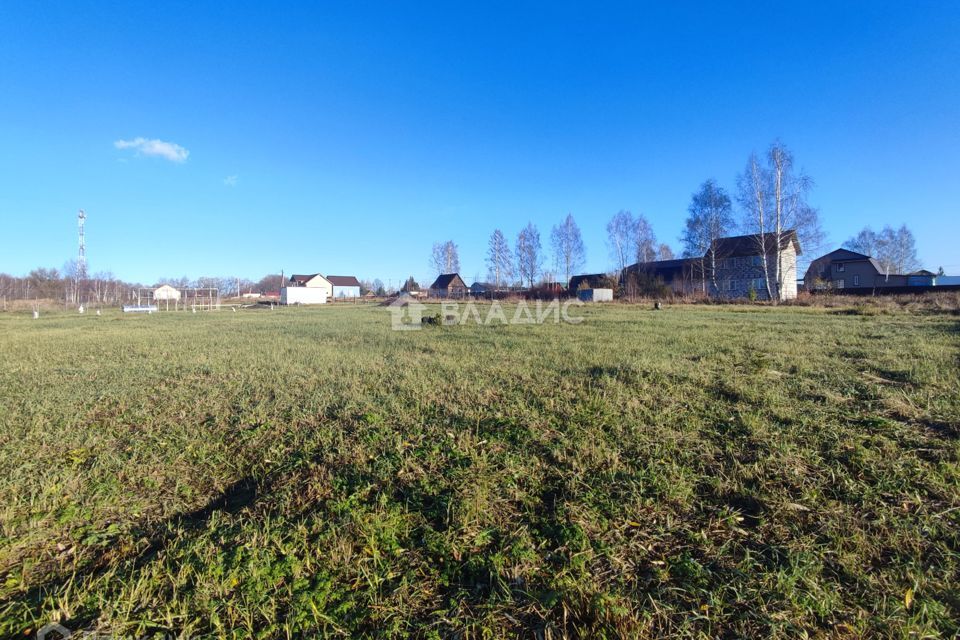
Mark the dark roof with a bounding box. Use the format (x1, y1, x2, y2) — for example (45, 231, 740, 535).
(290, 273, 321, 284)
(568, 273, 608, 290)
(807, 248, 893, 277)
(430, 273, 466, 289)
(711, 230, 801, 257)
(909, 269, 935, 276)
(625, 257, 700, 279)
(326, 275, 361, 287)
(822, 248, 873, 261)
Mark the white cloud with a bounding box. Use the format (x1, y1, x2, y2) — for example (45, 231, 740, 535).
(114, 137, 189, 163)
(223, 175, 238, 187)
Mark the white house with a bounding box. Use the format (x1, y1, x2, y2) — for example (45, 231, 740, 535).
(326, 275, 362, 299)
(289, 273, 332, 298)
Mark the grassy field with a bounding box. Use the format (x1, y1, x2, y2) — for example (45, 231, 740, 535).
(0, 303, 958, 638)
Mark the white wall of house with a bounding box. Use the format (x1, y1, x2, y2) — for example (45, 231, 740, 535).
(332, 285, 361, 299)
(779, 244, 798, 300)
(301, 276, 333, 297)
(281, 287, 328, 305)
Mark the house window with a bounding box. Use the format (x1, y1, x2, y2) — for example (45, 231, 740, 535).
(837, 263, 845, 272)
(752, 256, 762, 267)
(836, 279, 845, 289)
(853, 274, 860, 286)
(727, 279, 736, 291)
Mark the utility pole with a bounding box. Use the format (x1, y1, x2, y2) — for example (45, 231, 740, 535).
(77, 210, 87, 278)
(76, 209, 87, 305)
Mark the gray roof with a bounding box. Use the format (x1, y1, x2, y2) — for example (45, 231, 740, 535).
(711, 230, 801, 257)
(625, 257, 700, 279)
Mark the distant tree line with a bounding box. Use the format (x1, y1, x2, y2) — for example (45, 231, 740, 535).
(0, 268, 285, 305)
(423, 140, 934, 302)
(0, 268, 134, 305)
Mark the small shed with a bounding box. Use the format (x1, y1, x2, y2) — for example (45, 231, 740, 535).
(281, 287, 328, 305)
(577, 288, 613, 302)
(470, 282, 490, 296)
(907, 270, 936, 287)
(153, 284, 181, 301)
(568, 273, 609, 294)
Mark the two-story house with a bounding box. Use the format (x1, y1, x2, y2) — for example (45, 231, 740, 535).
(803, 248, 937, 291)
(620, 231, 801, 301)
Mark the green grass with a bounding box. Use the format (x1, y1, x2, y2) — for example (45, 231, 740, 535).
(0, 303, 958, 638)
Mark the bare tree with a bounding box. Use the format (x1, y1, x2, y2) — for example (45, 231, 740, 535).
(255, 273, 282, 293)
(844, 227, 881, 258)
(431, 240, 460, 275)
(737, 152, 773, 299)
(62, 259, 80, 303)
(486, 229, 514, 289)
(516, 222, 542, 288)
(738, 141, 823, 301)
(606, 210, 636, 275)
(633, 213, 657, 264)
(657, 244, 674, 260)
(885, 225, 921, 274)
(550, 213, 586, 287)
(682, 179, 735, 293)
(845, 224, 920, 275)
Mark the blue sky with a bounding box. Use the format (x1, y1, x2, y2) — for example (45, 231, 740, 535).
(1, 1, 958, 286)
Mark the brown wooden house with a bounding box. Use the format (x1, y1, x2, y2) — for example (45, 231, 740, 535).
(428, 273, 468, 298)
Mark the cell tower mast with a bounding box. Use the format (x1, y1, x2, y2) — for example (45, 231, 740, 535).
(77, 209, 87, 279)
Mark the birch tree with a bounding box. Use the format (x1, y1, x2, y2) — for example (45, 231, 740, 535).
(682, 179, 734, 293)
(550, 213, 586, 287)
(845, 224, 920, 275)
(633, 214, 658, 264)
(606, 210, 636, 275)
(737, 153, 775, 299)
(844, 227, 881, 258)
(885, 225, 920, 274)
(737, 142, 823, 301)
(486, 229, 514, 288)
(430, 240, 460, 275)
(516, 222, 542, 288)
